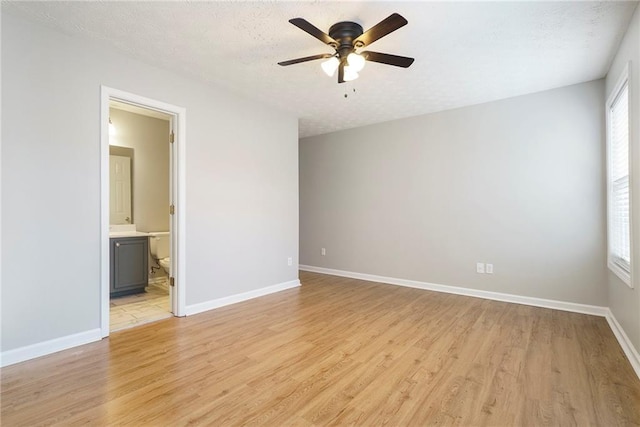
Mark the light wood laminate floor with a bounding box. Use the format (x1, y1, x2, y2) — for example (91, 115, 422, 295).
(2, 271, 639, 425)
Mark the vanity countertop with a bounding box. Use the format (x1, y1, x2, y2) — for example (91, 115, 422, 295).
(109, 224, 148, 238)
(109, 231, 150, 238)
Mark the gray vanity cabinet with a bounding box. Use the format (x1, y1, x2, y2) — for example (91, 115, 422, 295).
(110, 236, 148, 297)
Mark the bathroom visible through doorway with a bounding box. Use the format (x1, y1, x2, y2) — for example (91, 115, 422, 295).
(100, 86, 186, 337)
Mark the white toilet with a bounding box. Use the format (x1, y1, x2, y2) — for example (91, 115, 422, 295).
(148, 231, 170, 274)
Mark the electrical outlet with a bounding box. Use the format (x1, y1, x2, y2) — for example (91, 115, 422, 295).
(476, 262, 485, 274)
(321, 248, 326, 256)
(486, 263, 493, 274)
(288, 257, 293, 266)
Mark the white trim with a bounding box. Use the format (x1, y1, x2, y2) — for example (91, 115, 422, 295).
(100, 86, 187, 337)
(299, 265, 609, 317)
(0, 329, 102, 368)
(608, 259, 631, 287)
(0, 278, 300, 366)
(300, 265, 640, 380)
(185, 279, 301, 316)
(174, 106, 187, 317)
(4, 276, 639, 381)
(605, 61, 633, 288)
(100, 88, 110, 337)
(605, 309, 640, 379)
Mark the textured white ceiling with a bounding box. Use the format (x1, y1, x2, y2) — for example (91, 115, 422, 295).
(4, 1, 637, 137)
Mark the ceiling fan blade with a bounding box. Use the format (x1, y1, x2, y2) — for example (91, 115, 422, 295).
(338, 62, 345, 83)
(354, 13, 408, 47)
(362, 51, 414, 68)
(289, 18, 338, 46)
(278, 54, 334, 66)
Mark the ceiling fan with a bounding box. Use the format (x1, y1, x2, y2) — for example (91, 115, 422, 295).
(278, 13, 414, 83)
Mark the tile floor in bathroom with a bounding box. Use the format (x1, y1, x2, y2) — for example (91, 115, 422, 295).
(110, 281, 172, 331)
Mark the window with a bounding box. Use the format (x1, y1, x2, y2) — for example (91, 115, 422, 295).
(606, 64, 632, 287)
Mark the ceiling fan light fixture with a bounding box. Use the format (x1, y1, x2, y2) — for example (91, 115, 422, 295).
(343, 65, 359, 82)
(321, 56, 340, 77)
(347, 52, 366, 72)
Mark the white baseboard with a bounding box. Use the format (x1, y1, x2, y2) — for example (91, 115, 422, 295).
(300, 265, 640, 380)
(185, 279, 301, 316)
(1, 280, 300, 368)
(5, 272, 639, 382)
(300, 265, 608, 316)
(605, 310, 640, 379)
(0, 279, 300, 367)
(1, 328, 102, 368)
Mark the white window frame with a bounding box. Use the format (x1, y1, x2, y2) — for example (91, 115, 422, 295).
(606, 62, 633, 288)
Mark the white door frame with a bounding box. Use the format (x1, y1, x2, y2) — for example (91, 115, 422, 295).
(100, 86, 187, 337)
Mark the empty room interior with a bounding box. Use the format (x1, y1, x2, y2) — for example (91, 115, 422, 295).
(2, 1, 640, 425)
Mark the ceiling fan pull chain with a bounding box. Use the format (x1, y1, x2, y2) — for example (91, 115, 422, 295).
(344, 87, 357, 99)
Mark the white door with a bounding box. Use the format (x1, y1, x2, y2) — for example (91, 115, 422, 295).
(110, 155, 132, 224)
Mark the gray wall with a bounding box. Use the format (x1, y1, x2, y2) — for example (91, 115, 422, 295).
(1, 11, 299, 352)
(605, 5, 640, 352)
(300, 80, 607, 306)
(109, 108, 171, 234)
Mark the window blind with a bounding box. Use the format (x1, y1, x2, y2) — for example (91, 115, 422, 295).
(608, 80, 630, 276)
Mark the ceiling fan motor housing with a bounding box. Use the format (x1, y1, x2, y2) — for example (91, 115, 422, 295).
(328, 21, 364, 58)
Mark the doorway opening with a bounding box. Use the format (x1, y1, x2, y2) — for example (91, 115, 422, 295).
(100, 87, 186, 337)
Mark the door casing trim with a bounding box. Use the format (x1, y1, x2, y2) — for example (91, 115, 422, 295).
(100, 86, 187, 337)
